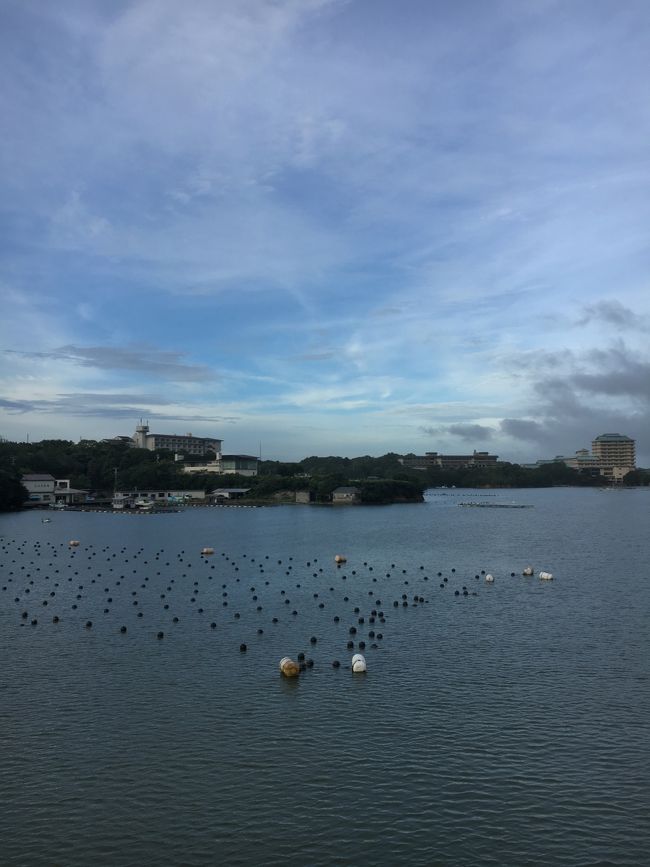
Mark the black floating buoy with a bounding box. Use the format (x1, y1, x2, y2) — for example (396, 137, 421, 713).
(120, 626, 127, 633)
(332, 660, 340, 668)
(157, 631, 164, 639)
(310, 636, 317, 644)
(211, 622, 216, 629)
(298, 652, 305, 661)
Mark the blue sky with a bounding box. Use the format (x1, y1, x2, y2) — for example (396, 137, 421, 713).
(1, 0, 649, 463)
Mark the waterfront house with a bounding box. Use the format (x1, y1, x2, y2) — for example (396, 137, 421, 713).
(332, 486, 361, 504)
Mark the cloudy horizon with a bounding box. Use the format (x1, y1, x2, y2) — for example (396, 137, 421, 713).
(1, 0, 649, 464)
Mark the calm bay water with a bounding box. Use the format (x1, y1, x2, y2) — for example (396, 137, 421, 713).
(1, 487, 649, 866)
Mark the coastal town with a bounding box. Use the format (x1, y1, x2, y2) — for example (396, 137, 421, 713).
(1, 424, 644, 512)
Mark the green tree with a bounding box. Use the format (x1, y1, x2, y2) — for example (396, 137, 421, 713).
(0, 470, 28, 510)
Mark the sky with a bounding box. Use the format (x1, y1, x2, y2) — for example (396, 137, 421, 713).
(1, 0, 649, 464)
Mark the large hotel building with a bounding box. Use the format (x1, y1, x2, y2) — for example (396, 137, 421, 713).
(132, 422, 221, 457)
(591, 433, 636, 481)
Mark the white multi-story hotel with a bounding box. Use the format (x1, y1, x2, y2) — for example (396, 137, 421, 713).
(591, 433, 636, 482)
(132, 422, 222, 457)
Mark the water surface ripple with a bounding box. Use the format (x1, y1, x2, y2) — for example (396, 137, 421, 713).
(1, 488, 648, 866)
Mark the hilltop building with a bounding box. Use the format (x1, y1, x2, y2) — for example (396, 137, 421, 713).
(527, 433, 636, 482)
(132, 422, 221, 457)
(399, 450, 498, 470)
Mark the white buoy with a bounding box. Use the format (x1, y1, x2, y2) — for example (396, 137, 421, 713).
(201, 547, 214, 555)
(68, 540, 80, 547)
(539, 571, 554, 581)
(485, 573, 495, 583)
(279, 656, 300, 677)
(351, 653, 367, 673)
(522, 566, 534, 576)
(334, 554, 347, 564)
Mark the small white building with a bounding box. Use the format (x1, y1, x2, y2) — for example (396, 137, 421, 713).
(21, 474, 85, 505)
(182, 455, 259, 476)
(210, 488, 251, 501)
(332, 486, 361, 504)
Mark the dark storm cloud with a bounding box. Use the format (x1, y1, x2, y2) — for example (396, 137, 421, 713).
(499, 342, 650, 460)
(2, 345, 216, 382)
(420, 423, 494, 441)
(499, 418, 549, 443)
(572, 348, 650, 400)
(578, 300, 647, 330)
(447, 423, 494, 441)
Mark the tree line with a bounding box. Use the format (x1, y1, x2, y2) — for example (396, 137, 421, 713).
(0, 438, 647, 511)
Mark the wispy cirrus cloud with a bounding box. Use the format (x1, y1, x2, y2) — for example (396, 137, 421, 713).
(1, 345, 216, 382)
(0, 393, 238, 423)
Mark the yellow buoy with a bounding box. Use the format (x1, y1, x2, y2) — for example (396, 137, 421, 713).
(279, 656, 300, 677)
